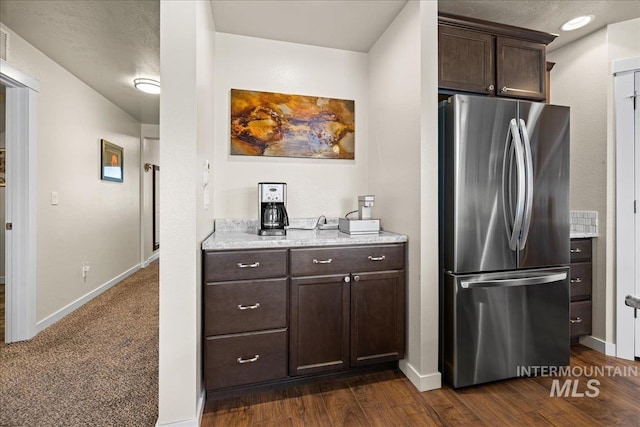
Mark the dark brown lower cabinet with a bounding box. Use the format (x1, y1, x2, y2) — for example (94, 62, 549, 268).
(289, 269, 406, 375)
(570, 238, 593, 343)
(351, 270, 405, 366)
(203, 243, 406, 395)
(289, 275, 350, 376)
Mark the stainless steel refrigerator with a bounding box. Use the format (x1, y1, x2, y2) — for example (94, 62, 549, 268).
(439, 94, 570, 388)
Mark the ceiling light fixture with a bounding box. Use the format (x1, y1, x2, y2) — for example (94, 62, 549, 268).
(133, 78, 161, 94)
(561, 15, 594, 31)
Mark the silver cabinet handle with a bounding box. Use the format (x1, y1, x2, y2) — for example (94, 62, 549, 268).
(368, 255, 386, 261)
(570, 248, 582, 253)
(500, 86, 508, 93)
(344, 276, 350, 283)
(237, 355, 260, 364)
(570, 278, 582, 284)
(313, 258, 333, 264)
(487, 84, 495, 92)
(237, 303, 260, 310)
(570, 317, 583, 324)
(353, 275, 360, 282)
(237, 262, 260, 268)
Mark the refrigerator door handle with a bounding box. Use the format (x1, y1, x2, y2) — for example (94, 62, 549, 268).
(502, 119, 526, 251)
(460, 272, 567, 289)
(518, 119, 534, 250)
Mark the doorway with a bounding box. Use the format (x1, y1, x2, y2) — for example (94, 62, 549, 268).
(0, 84, 5, 345)
(0, 60, 39, 343)
(614, 59, 640, 360)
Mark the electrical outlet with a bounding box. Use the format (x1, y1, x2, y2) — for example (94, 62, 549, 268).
(82, 262, 91, 279)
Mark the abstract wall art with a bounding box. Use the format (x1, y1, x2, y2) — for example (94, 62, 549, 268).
(230, 89, 355, 159)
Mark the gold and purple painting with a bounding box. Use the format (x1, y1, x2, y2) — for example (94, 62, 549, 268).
(230, 89, 355, 159)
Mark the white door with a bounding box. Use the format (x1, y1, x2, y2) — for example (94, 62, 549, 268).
(635, 70, 640, 359)
(615, 62, 639, 361)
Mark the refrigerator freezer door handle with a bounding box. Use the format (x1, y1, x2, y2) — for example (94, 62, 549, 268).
(518, 119, 534, 250)
(460, 272, 567, 289)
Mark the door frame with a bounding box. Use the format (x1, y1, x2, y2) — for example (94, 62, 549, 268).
(0, 59, 39, 343)
(613, 57, 639, 360)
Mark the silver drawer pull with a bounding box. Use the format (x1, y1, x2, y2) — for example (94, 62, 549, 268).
(570, 317, 583, 324)
(237, 355, 260, 364)
(237, 262, 260, 268)
(571, 278, 582, 284)
(570, 248, 582, 254)
(368, 255, 386, 261)
(313, 258, 333, 264)
(237, 303, 260, 310)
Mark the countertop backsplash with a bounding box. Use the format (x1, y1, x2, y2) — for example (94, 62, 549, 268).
(570, 211, 598, 238)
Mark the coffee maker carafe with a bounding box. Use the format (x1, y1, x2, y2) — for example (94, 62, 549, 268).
(258, 183, 289, 236)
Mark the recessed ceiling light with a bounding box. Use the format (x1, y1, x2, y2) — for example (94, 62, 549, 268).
(561, 15, 594, 31)
(134, 78, 160, 94)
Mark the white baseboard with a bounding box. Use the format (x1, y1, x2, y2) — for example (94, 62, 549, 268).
(579, 335, 617, 356)
(399, 359, 442, 392)
(36, 263, 141, 333)
(142, 251, 160, 268)
(0, 276, 4, 284)
(155, 387, 205, 427)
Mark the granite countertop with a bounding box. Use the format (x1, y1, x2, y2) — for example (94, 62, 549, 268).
(202, 218, 407, 251)
(570, 232, 598, 239)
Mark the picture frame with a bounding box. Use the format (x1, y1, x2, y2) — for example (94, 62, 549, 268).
(101, 139, 123, 182)
(0, 148, 5, 187)
(230, 89, 355, 159)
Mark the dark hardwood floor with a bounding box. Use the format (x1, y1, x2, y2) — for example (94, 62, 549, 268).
(202, 345, 640, 426)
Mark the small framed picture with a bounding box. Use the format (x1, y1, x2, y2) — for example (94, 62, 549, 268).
(0, 148, 6, 187)
(101, 139, 123, 182)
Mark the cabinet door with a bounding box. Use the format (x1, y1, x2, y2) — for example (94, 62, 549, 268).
(351, 270, 405, 366)
(438, 25, 495, 95)
(290, 275, 350, 376)
(496, 37, 546, 100)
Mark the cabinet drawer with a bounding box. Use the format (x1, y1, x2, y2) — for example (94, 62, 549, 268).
(290, 244, 404, 276)
(570, 239, 592, 262)
(570, 262, 592, 300)
(204, 329, 287, 390)
(570, 301, 592, 338)
(204, 278, 287, 336)
(204, 249, 287, 282)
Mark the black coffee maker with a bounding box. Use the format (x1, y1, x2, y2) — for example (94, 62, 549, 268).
(258, 182, 289, 236)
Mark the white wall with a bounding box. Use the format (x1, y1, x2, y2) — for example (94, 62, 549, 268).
(213, 33, 368, 219)
(1, 25, 141, 323)
(548, 28, 609, 341)
(368, 0, 440, 390)
(158, 0, 215, 424)
(548, 17, 640, 346)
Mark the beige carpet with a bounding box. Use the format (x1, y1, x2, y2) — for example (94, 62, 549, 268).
(0, 261, 158, 427)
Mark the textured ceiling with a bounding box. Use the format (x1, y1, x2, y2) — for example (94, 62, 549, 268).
(0, 0, 160, 124)
(438, 0, 640, 52)
(210, 0, 408, 52)
(1, 1, 638, 126)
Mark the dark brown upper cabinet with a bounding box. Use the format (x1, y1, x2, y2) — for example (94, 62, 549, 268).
(438, 13, 556, 102)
